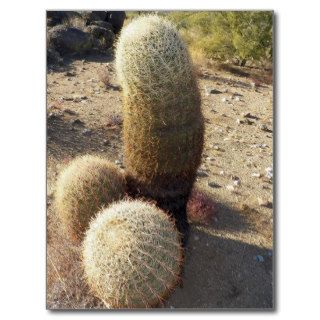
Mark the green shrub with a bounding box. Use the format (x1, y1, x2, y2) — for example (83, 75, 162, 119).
(167, 11, 273, 65)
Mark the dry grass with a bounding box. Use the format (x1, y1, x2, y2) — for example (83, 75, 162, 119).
(97, 68, 111, 88)
(47, 211, 105, 309)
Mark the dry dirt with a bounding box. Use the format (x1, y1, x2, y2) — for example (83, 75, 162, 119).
(46, 53, 273, 309)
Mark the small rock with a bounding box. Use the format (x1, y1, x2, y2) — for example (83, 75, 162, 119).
(65, 71, 76, 77)
(244, 118, 254, 125)
(73, 95, 87, 103)
(226, 185, 235, 191)
(82, 128, 92, 136)
(71, 119, 85, 126)
(115, 160, 122, 165)
(234, 96, 240, 102)
(194, 235, 200, 241)
(219, 170, 225, 176)
(259, 124, 271, 132)
(233, 179, 241, 187)
(242, 112, 258, 119)
(206, 156, 214, 162)
(62, 96, 74, 101)
(236, 118, 242, 125)
(257, 197, 273, 208)
(208, 181, 221, 188)
(252, 173, 261, 178)
(213, 145, 220, 150)
(254, 255, 264, 262)
(265, 166, 273, 179)
(64, 109, 77, 115)
(102, 139, 109, 146)
(197, 169, 209, 177)
(48, 112, 60, 120)
(205, 87, 222, 95)
(221, 97, 227, 103)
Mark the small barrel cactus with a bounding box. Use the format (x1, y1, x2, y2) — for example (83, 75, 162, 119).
(54, 155, 126, 243)
(82, 200, 183, 308)
(115, 15, 204, 243)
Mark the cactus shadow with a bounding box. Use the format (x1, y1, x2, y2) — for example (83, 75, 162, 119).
(213, 201, 253, 233)
(165, 228, 273, 309)
(47, 52, 114, 73)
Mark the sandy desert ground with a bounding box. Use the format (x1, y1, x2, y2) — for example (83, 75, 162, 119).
(47, 53, 273, 309)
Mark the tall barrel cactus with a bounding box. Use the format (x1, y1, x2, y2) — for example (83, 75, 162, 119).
(54, 155, 126, 243)
(115, 15, 204, 242)
(82, 200, 183, 308)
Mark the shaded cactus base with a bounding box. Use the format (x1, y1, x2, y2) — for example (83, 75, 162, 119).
(126, 174, 190, 246)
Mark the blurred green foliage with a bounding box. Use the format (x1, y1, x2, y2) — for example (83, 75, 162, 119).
(167, 11, 273, 65)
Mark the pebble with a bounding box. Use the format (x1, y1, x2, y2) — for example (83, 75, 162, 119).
(234, 96, 240, 102)
(63, 109, 77, 115)
(221, 97, 227, 103)
(48, 112, 60, 120)
(213, 145, 220, 150)
(226, 185, 235, 191)
(205, 87, 222, 95)
(265, 166, 273, 179)
(71, 119, 85, 126)
(194, 235, 200, 241)
(115, 160, 122, 165)
(257, 197, 273, 208)
(65, 71, 76, 77)
(197, 169, 209, 177)
(82, 128, 92, 136)
(73, 95, 87, 103)
(102, 139, 109, 146)
(208, 181, 221, 188)
(219, 170, 225, 176)
(206, 156, 214, 162)
(236, 118, 242, 125)
(233, 179, 241, 186)
(259, 124, 269, 131)
(254, 255, 264, 262)
(252, 173, 261, 178)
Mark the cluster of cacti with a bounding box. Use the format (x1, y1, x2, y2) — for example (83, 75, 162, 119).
(115, 15, 204, 241)
(54, 155, 126, 242)
(52, 15, 202, 309)
(82, 200, 183, 308)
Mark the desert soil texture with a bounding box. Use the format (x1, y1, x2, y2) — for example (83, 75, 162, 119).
(47, 53, 273, 309)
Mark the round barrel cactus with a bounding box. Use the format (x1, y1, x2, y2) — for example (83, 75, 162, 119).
(115, 15, 204, 243)
(82, 199, 183, 308)
(54, 155, 126, 243)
